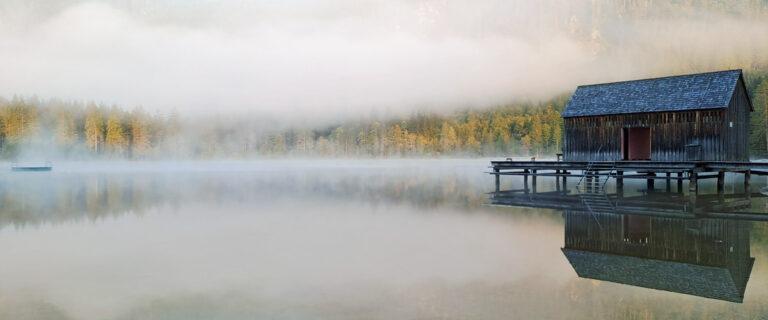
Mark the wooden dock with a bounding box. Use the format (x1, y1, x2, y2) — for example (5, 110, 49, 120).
(490, 159, 768, 193)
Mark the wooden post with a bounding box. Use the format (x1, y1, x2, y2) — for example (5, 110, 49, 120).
(532, 170, 537, 193)
(647, 172, 655, 191)
(494, 167, 500, 192)
(666, 172, 671, 192)
(562, 175, 568, 190)
(689, 171, 698, 194)
(677, 172, 683, 193)
(717, 170, 725, 193)
(689, 170, 698, 208)
(523, 169, 529, 193)
(616, 170, 624, 190)
(745, 170, 751, 193)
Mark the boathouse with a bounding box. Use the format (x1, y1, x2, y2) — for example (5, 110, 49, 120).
(562, 70, 753, 162)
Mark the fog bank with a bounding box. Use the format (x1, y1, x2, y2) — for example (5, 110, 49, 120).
(0, 1, 766, 121)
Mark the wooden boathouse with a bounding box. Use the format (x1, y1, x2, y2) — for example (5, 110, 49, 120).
(491, 69, 766, 193)
(563, 69, 751, 162)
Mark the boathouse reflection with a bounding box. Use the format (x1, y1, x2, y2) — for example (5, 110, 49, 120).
(491, 190, 758, 303)
(563, 209, 752, 303)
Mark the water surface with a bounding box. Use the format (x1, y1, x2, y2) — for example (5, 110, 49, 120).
(0, 159, 767, 319)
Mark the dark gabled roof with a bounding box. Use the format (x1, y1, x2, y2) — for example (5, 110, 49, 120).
(562, 248, 753, 303)
(562, 70, 745, 118)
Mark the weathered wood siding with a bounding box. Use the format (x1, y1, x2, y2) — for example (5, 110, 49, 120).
(563, 77, 751, 162)
(721, 75, 751, 161)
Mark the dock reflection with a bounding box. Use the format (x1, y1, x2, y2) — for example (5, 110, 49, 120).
(491, 189, 763, 303)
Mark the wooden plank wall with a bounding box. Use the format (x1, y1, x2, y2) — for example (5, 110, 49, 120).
(563, 108, 749, 162)
(722, 77, 751, 161)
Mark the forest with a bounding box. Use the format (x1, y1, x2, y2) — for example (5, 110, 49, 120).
(0, 94, 567, 159)
(1, 70, 767, 159)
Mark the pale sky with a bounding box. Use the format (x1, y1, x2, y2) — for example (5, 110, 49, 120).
(0, 0, 766, 121)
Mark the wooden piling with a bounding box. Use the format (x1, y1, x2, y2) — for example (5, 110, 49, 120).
(745, 170, 751, 193)
(523, 169, 529, 193)
(616, 170, 624, 189)
(677, 172, 683, 193)
(647, 172, 655, 190)
(717, 171, 725, 193)
(666, 172, 671, 192)
(494, 167, 500, 192)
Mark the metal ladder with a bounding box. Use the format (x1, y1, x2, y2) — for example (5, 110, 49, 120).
(576, 159, 617, 215)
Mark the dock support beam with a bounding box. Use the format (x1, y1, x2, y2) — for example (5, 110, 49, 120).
(647, 173, 655, 191)
(688, 171, 698, 208)
(494, 167, 500, 192)
(665, 172, 671, 192)
(531, 170, 537, 193)
(562, 175, 567, 190)
(717, 170, 725, 193)
(523, 169, 529, 193)
(677, 172, 683, 193)
(745, 170, 751, 193)
(616, 170, 623, 190)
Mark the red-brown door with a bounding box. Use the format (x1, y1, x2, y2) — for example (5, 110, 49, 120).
(623, 127, 651, 160)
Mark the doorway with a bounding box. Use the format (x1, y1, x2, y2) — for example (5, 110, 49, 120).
(621, 127, 651, 160)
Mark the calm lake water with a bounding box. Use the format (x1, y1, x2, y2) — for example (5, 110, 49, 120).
(1, 159, 767, 319)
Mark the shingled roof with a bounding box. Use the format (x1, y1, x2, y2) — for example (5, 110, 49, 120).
(562, 248, 753, 303)
(562, 70, 746, 118)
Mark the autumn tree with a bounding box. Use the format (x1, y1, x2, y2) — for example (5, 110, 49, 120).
(129, 107, 151, 158)
(55, 107, 78, 147)
(84, 104, 104, 153)
(105, 108, 127, 155)
(439, 121, 458, 153)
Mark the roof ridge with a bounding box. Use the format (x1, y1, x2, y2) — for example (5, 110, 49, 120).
(577, 69, 742, 89)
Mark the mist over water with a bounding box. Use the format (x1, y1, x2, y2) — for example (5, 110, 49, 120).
(0, 159, 767, 319)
